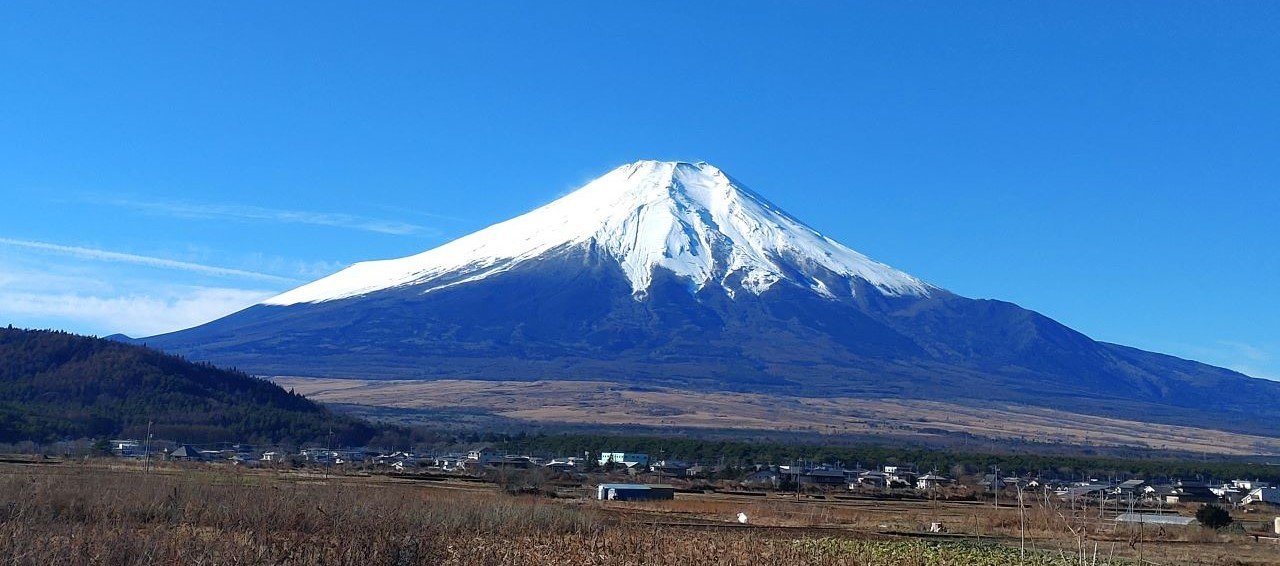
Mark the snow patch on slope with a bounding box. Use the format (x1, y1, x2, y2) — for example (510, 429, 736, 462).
(263, 161, 933, 305)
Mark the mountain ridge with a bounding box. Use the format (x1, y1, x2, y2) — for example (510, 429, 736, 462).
(142, 160, 1280, 443)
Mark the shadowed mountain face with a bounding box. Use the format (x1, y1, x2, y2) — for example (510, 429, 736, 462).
(141, 161, 1280, 439)
(144, 247, 1280, 438)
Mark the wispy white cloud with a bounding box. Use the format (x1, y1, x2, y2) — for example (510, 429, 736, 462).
(1230, 366, 1279, 381)
(235, 253, 345, 280)
(1215, 340, 1271, 363)
(0, 251, 284, 337)
(0, 287, 273, 337)
(101, 197, 432, 236)
(370, 203, 469, 224)
(1173, 340, 1278, 381)
(0, 238, 298, 284)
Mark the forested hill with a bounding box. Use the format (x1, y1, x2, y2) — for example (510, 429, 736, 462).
(0, 327, 377, 445)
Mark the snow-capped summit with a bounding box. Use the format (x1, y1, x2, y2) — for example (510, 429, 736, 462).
(264, 160, 932, 306)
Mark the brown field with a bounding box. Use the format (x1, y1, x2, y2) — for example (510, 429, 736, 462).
(274, 376, 1280, 456)
(4, 458, 1276, 565)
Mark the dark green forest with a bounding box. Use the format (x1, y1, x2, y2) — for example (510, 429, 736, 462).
(0, 327, 378, 445)
(493, 432, 1280, 482)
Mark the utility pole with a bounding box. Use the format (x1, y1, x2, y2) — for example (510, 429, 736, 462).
(325, 427, 334, 480)
(1017, 482, 1026, 563)
(993, 464, 1000, 508)
(143, 420, 153, 474)
(794, 459, 801, 500)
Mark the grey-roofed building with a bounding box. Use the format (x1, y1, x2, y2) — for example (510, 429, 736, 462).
(1164, 482, 1217, 505)
(799, 468, 848, 487)
(1116, 513, 1197, 526)
(917, 473, 952, 490)
(168, 445, 201, 461)
(1115, 479, 1147, 492)
(1057, 484, 1112, 500)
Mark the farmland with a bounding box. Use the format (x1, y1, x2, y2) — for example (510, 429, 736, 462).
(275, 376, 1280, 456)
(1, 458, 1276, 565)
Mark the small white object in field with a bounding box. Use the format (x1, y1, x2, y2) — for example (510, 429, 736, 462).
(930, 522, 945, 533)
(737, 512, 748, 524)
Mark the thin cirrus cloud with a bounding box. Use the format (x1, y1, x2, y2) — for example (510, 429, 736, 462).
(0, 287, 275, 337)
(1163, 339, 1278, 381)
(0, 238, 298, 284)
(101, 197, 433, 236)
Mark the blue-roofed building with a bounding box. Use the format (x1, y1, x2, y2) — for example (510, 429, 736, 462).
(596, 483, 675, 501)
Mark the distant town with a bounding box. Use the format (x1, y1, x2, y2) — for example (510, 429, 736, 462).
(95, 438, 1280, 524)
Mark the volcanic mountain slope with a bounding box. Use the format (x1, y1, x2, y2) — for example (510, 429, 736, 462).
(142, 161, 1280, 438)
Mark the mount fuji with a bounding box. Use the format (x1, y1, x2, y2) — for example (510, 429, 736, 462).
(142, 161, 1280, 440)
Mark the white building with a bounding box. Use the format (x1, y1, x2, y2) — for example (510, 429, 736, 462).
(1233, 479, 1272, 491)
(467, 447, 503, 465)
(110, 439, 141, 457)
(1242, 487, 1280, 505)
(917, 473, 952, 490)
(599, 452, 649, 468)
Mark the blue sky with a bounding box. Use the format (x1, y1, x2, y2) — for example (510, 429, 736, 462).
(2, 2, 1277, 379)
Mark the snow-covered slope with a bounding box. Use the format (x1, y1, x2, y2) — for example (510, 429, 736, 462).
(264, 160, 932, 305)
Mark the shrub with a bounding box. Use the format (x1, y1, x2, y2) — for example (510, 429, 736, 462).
(1195, 503, 1233, 529)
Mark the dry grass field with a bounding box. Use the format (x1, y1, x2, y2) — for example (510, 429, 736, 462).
(1, 458, 1276, 565)
(274, 376, 1280, 456)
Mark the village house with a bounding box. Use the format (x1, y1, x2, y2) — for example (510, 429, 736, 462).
(598, 452, 649, 468)
(299, 448, 333, 464)
(496, 455, 534, 468)
(798, 467, 847, 487)
(545, 457, 585, 472)
(168, 445, 202, 461)
(651, 460, 691, 476)
(1242, 487, 1280, 506)
(686, 464, 710, 477)
(467, 447, 503, 466)
(916, 473, 952, 490)
(885, 467, 918, 489)
(1113, 479, 1147, 496)
(840, 467, 869, 481)
(887, 476, 913, 489)
(595, 483, 675, 501)
(1163, 481, 1218, 505)
(437, 456, 467, 472)
(1211, 485, 1244, 506)
(854, 470, 888, 488)
(1058, 482, 1113, 501)
(741, 468, 782, 489)
(110, 439, 141, 457)
(1233, 479, 1272, 491)
(980, 474, 1006, 492)
(338, 448, 367, 464)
